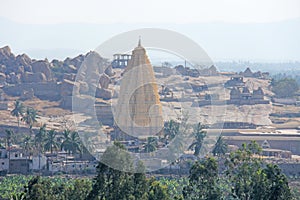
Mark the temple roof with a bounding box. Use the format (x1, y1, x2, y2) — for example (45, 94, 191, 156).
(115, 39, 163, 137)
(242, 87, 250, 94)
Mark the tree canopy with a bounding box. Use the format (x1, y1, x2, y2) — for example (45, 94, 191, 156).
(271, 78, 299, 98)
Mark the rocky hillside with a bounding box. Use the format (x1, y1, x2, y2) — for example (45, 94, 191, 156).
(0, 46, 113, 106)
(0, 46, 53, 84)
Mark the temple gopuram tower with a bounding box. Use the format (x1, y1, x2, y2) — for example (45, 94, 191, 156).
(114, 39, 163, 138)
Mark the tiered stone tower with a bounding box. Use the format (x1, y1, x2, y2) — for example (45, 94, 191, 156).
(115, 39, 163, 138)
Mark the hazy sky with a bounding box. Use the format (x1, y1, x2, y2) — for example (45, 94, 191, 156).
(1, 0, 300, 24)
(0, 0, 299, 62)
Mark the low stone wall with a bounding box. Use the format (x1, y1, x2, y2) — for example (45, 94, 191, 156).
(192, 100, 226, 107)
(227, 99, 270, 105)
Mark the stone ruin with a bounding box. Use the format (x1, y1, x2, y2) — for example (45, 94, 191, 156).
(239, 67, 270, 79)
(159, 85, 174, 99)
(227, 86, 270, 105)
(224, 75, 245, 88)
(174, 65, 219, 77)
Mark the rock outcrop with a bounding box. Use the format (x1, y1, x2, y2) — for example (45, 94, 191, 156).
(31, 60, 52, 81)
(0, 72, 6, 83)
(6, 72, 21, 84)
(20, 88, 35, 100)
(99, 73, 111, 89)
(95, 88, 112, 100)
(22, 72, 47, 83)
(0, 46, 116, 107)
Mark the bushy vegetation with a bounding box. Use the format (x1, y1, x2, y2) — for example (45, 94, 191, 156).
(0, 175, 92, 200)
(0, 141, 298, 200)
(271, 77, 299, 98)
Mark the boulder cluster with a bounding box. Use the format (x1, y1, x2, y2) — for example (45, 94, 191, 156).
(0, 46, 52, 84)
(0, 46, 115, 109)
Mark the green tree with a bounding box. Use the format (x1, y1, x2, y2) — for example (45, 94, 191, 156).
(5, 129, 15, 173)
(148, 178, 171, 200)
(65, 179, 92, 200)
(183, 157, 221, 200)
(44, 129, 59, 154)
(5, 129, 15, 149)
(188, 123, 206, 156)
(164, 120, 180, 141)
(22, 107, 37, 133)
(61, 130, 81, 154)
(263, 164, 293, 200)
(22, 135, 32, 152)
(35, 124, 46, 171)
(22, 135, 33, 174)
(212, 136, 228, 156)
(132, 161, 148, 200)
(61, 129, 71, 153)
(23, 176, 92, 200)
(271, 78, 299, 98)
(11, 100, 25, 132)
(225, 141, 293, 200)
(143, 137, 158, 153)
(86, 142, 135, 200)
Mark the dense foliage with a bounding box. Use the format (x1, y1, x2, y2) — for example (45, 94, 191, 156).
(0, 142, 298, 200)
(0, 175, 92, 200)
(271, 77, 299, 98)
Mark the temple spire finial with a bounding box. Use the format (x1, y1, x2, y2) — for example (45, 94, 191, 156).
(138, 36, 141, 47)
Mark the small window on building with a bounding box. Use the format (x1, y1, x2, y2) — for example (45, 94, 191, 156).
(1, 162, 4, 165)
(15, 154, 18, 158)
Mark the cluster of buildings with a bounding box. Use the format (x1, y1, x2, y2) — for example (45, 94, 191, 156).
(0, 146, 96, 175)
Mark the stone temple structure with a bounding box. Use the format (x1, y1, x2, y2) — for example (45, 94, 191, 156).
(227, 86, 270, 105)
(114, 39, 163, 138)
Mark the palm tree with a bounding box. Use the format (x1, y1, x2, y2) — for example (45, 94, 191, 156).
(60, 130, 82, 174)
(188, 122, 206, 157)
(5, 129, 15, 173)
(69, 131, 82, 154)
(164, 120, 180, 141)
(5, 129, 15, 149)
(11, 100, 25, 132)
(212, 136, 228, 157)
(143, 137, 158, 153)
(35, 124, 46, 171)
(61, 129, 81, 154)
(22, 135, 32, 152)
(44, 129, 59, 154)
(61, 129, 71, 153)
(22, 135, 32, 173)
(22, 107, 37, 133)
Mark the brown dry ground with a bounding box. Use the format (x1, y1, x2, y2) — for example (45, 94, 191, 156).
(0, 74, 299, 131)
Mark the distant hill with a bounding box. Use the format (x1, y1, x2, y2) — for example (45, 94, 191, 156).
(0, 17, 300, 62)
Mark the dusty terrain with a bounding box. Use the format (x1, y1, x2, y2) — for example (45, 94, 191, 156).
(1, 73, 299, 133)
